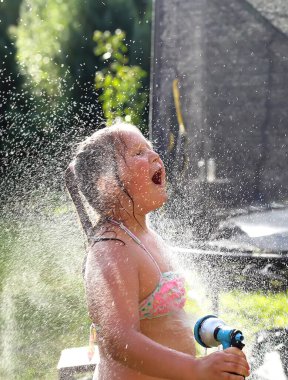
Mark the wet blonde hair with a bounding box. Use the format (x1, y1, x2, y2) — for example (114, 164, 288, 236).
(65, 122, 139, 241)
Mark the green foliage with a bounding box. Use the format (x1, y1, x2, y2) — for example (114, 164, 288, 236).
(14, 0, 81, 95)
(220, 290, 288, 346)
(0, 0, 23, 110)
(94, 29, 148, 129)
(1, 0, 152, 196)
(221, 290, 288, 329)
(14, 0, 152, 97)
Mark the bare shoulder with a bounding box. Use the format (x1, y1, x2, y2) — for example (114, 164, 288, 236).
(85, 233, 138, 282)
(84, 231, 141, 326)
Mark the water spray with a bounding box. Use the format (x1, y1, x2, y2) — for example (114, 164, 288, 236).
(194, 315, 245, 350)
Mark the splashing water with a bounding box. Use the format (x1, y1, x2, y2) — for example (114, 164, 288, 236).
(1, 2, 288, 377)
(0, 193, 89, 379)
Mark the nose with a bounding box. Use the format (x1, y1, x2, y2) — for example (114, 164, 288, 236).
(150, 150, 160, 162)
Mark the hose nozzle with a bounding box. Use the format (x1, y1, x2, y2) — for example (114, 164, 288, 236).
(194, 315, 245, 350)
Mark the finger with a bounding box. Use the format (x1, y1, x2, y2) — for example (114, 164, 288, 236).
(223, 350, 250, 370)
(224, 347, 246, 358)
(226, 359, 250, 375)
(224, 354, 248, 365)
(222, 357, 250, 376)
(223, 362, 250, 377)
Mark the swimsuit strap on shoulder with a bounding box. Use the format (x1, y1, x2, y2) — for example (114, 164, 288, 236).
(109, 219, 162, 275)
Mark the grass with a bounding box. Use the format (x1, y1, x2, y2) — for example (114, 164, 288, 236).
(220, 290, 288, 350)
(1, 193, 288, 378)
(0, 196, 90, 380)
(185, 287, 288, 357)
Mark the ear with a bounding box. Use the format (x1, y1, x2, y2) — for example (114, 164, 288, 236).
(96, 174, 120, 196)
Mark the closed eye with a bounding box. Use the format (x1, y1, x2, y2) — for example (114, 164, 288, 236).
(133, 142, 153, 156)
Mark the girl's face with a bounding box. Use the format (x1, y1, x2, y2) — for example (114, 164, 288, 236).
(117, 127, 168, 215)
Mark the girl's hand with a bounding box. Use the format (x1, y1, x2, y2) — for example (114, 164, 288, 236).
(193, 347, 250, 380)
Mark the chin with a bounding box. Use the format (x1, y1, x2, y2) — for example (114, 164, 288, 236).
(135, 198, 167, 215)
(134, 188, 168, 214)
(150, 194, 168, 211)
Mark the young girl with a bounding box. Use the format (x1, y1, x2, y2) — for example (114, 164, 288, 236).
(65, 122, 250, 380)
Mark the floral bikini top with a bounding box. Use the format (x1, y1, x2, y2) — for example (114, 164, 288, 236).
(139, 271, 186, 320)
(109, 220, 187, 320)
(88, 220, 186, 359)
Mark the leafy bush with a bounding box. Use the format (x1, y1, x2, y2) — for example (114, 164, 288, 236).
(94, 29, 148, 130)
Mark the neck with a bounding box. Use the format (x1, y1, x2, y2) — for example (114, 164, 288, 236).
(109, 211, 149, 234)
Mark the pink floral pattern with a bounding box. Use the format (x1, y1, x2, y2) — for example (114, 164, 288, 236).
(139, 271, 186, 320)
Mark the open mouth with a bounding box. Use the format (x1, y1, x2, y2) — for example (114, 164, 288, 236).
(152, 168, 162, 185)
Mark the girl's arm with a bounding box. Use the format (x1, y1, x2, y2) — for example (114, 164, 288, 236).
(85, 242, 249, 380)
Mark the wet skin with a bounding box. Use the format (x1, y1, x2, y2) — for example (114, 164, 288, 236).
(84, 126, 249, 380)
(91, 229, 196, 380)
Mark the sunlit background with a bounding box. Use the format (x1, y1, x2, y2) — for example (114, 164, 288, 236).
(0, 0, 287, 379)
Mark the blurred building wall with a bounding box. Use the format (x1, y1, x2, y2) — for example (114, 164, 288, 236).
(150, 0, 288, 209)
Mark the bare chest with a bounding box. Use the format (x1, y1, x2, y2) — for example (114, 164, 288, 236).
(131, 234, 172, 301)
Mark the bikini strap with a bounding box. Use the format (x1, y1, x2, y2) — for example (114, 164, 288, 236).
(109, 219, 162, 275)
(91, 237, 124, 245)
